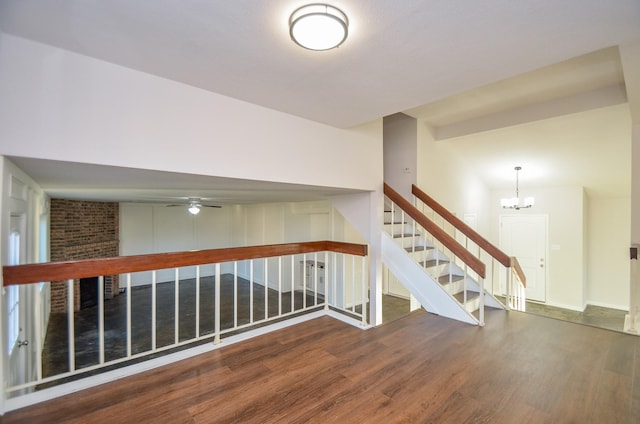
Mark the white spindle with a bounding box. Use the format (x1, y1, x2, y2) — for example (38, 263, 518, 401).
(333, 252, 338, 308)
(174, 268, 179, 345)
(126, 273, 132, 357)
(151, 271, 157, 351)
(324, 251, 330, 311)
(342, 253, 346, 310)
(390, 202, 394, 240)
(67, 279, 75, 372)
(249, 260, 254, 323)
(214, 263, 221, 344)
(34, 284, 43, 381)
(278, 257, 282, 316)
(314, 252, 318, 305)
(195, 266, 200, 337)
(479, 277, 485, 325)
(98, 276, 105, 364)
(351, 255, 355, 313)
(234, 262, 238, 328)
(264, 259, 269, 320)
(463, 266, 468, 305)
(506, 267, 512, 310)
(290, 256, 295, 313)
(302, 254, 307, 310)
(361, 255, 367, 325)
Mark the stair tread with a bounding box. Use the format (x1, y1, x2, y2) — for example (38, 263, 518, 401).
(405, 245, 433, 252)
(453, 291, 480, 303)
(393, 233, 420, 238)
(420, 259, 449, 267)
(437, 274, 465, 284)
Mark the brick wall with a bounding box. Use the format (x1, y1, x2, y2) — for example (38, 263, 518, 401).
(50, 199, 119, 313)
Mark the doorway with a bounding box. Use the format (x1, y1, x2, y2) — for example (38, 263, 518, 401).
(499, 215, 548, 302)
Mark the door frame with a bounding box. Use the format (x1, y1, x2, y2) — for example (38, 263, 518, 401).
(499, 214, 549, 303)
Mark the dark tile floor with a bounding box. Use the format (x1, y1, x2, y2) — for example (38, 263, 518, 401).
(42, 274, 323, 380)
(40, 276, 412, 387)
(523, 300, 627, 332)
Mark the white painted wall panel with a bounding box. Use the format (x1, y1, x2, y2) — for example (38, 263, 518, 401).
(0, 34, 382, 193)
(587, 197, 630, 309)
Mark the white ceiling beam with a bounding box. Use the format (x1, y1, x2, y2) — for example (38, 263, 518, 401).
(432, 84, 628, 140)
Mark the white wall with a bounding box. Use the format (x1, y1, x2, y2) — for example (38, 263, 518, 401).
(417, 122, 492, 236)
(120, 200, 362, 287)
(491, 186, 586, 310)
(587, 197, 630, 309)
(383, 113, 417, 200)
(120, 203, 234, 285)
(0, 34, 382, 193)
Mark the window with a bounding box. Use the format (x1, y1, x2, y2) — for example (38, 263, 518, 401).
(7, 231, 20, 353)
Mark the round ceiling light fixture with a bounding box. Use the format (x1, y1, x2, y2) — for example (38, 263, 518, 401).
(289, 4, 349, 51)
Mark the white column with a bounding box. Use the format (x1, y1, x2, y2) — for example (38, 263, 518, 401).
(369, 189, 384, 326)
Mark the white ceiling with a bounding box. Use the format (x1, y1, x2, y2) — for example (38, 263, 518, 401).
(1, 0, 639, 203)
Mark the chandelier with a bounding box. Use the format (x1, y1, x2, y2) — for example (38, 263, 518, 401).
(501, 166, 534, 210)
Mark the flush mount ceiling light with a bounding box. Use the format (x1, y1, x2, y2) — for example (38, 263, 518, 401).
(289, 3, 349, 51)
(501, 166, 535, 210)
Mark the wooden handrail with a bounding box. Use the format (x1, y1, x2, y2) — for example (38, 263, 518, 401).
(3, 241, 368, 286)
(412, 185, 510, 266)
(412, 184, 527, 287)
(510, 257, 527, 288)
(384, 183, 485, 278)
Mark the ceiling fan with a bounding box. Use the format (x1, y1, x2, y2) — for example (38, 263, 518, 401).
(166, 198, 222, 215)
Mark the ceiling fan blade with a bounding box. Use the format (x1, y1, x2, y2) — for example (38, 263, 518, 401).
(202, 205, 222, 208)
(166, 204, 183, 207)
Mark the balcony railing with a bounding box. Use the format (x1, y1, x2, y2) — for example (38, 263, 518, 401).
(2, 241, 368, 410)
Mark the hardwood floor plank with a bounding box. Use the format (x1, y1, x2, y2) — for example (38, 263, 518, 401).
(2, 310, 639, 423)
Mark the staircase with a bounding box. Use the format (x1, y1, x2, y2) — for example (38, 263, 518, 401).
(382, 183, 526, 326)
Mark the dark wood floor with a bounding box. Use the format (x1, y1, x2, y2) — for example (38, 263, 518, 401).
(3, 308, 638, 423)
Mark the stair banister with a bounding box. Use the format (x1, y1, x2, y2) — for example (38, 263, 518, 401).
(412, 184, 525, 287)
(384, 183, 486, 279)
(3, 241, 367, 286)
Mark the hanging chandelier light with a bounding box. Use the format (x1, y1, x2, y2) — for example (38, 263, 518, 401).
(501, 166, 535, 210)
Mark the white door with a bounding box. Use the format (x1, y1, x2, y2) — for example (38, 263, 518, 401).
(499, 215, 548, 302)
(7, 214, 31, 393)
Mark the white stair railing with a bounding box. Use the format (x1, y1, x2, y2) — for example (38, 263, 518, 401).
(384, 184, 487, 325)
(411, 184, 526, 311)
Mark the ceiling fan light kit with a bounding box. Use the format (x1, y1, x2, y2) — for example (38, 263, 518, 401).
(166, 197, 221, 215)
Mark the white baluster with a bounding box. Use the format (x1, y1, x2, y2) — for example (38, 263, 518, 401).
(98, 275, 105, 363)
(67, 279, 75, 372)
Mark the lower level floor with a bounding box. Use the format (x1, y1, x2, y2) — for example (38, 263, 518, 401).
(2, 307, 638, 423)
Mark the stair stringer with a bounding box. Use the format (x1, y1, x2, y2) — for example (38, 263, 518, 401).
(381, 232, 478, 325)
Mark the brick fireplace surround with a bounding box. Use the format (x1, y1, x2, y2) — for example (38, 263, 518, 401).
(50, 199, 120, 313)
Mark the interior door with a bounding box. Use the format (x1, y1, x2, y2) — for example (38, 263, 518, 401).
(499, 215, 548, 302)
(7, 214, 31, 392)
